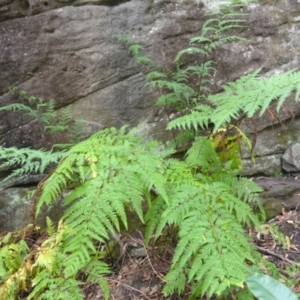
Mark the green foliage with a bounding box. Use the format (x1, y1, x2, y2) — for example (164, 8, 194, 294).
(4, 87, 56, 126)
(113, 34, 156, 68)
(0, 221, 110, 300)
(117, 3, 249, 151)
(2, 87, 83, 145)
(246, 272, 298, 300)
(0, 231, 31, 300)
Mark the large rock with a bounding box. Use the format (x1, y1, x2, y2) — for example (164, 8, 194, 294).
(0, 186, 65, 232)
(255, 176, 300, 219)
(282, 142, 300, 172)
(241, 117, 300, 175)
(1, 0, 300, 233)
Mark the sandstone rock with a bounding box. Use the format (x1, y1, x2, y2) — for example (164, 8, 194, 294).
(0, 174, 45, 191)
(241, 117, 300, 174)
(0, 187, 32, 231)
(282, 142, 300, 172)
(242, 154, 282, 176)
(255, 176, 300, 219)
(0, 186, 65, 232)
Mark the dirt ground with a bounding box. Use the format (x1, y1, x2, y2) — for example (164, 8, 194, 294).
(82, 210, 300, 300)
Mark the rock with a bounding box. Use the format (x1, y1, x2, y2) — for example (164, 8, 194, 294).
(1, 0, 300, 232)
(0, 186, 65, 232)
(0, 174, 45, 191)
(282, 142, 300, 172)
(242, 154, 282, 176)
(241, 117, 300, 175)
(255, 176, 300, 219)
(0, 187, 32, 231)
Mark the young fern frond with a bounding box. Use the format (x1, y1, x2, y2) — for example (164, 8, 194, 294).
(114, 34, 156, 68)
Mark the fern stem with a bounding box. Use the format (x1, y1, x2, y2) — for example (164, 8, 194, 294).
(196, 53, 208, 102)
(155, 86, 179, 149)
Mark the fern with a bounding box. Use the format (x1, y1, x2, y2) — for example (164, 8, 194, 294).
(118, 3, 249, 150)
(0, 90, 86, 184)
(113, 34, 156, 68)
(168, 69, 300, 133)
(146, 137, 264, 298)
(10, 127, 168, 298)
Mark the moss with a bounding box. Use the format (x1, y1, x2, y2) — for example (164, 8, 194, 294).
(275, 126, 298, 147)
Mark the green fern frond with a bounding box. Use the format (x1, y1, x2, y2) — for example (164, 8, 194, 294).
(185, 136, 221, 171)
(167, 105, 214, 131)
(128, 44, 143, 56)
(161, 181, 259, 298)
(0, 103, 38, 118)
(169, 69, 300, 133)
(0, 146, 66, 182)
(146, 71, 167, 81)
(175, 47, 210, 62)
(29, 270, 82, 300)
(36, 126, 169, 291)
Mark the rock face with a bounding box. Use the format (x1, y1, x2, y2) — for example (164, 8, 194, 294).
(1, 0, 300, 230)
(0, 0, 207, 149)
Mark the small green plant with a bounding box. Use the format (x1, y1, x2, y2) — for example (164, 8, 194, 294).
(115, 1, 247, 151)
(2, 88, 83, 148)
(0, 88, 85, 183)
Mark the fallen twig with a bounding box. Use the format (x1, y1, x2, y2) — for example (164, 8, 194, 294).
(108, 278, 152, 300)
(253, 244, 300, 267)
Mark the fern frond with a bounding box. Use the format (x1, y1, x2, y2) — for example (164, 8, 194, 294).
(175, 47, 209, 62)
(146, 71, 167, 81)
(170, 69, 300, 133)
(29, 270, 82, 300)
(128, 43, 143, 56)
(0, 146, 66, 183)
(185, 136, 221, 172)
(167, 105, 214, 131)
(161, 181, 259, 298)
(0, 103, 38, 118)
(37, 126, 170, 290)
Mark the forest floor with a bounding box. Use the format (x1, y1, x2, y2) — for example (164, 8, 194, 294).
(83, 209, 300, 300)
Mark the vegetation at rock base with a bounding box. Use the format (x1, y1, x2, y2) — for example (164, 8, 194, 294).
(1, 0, 300, 299)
